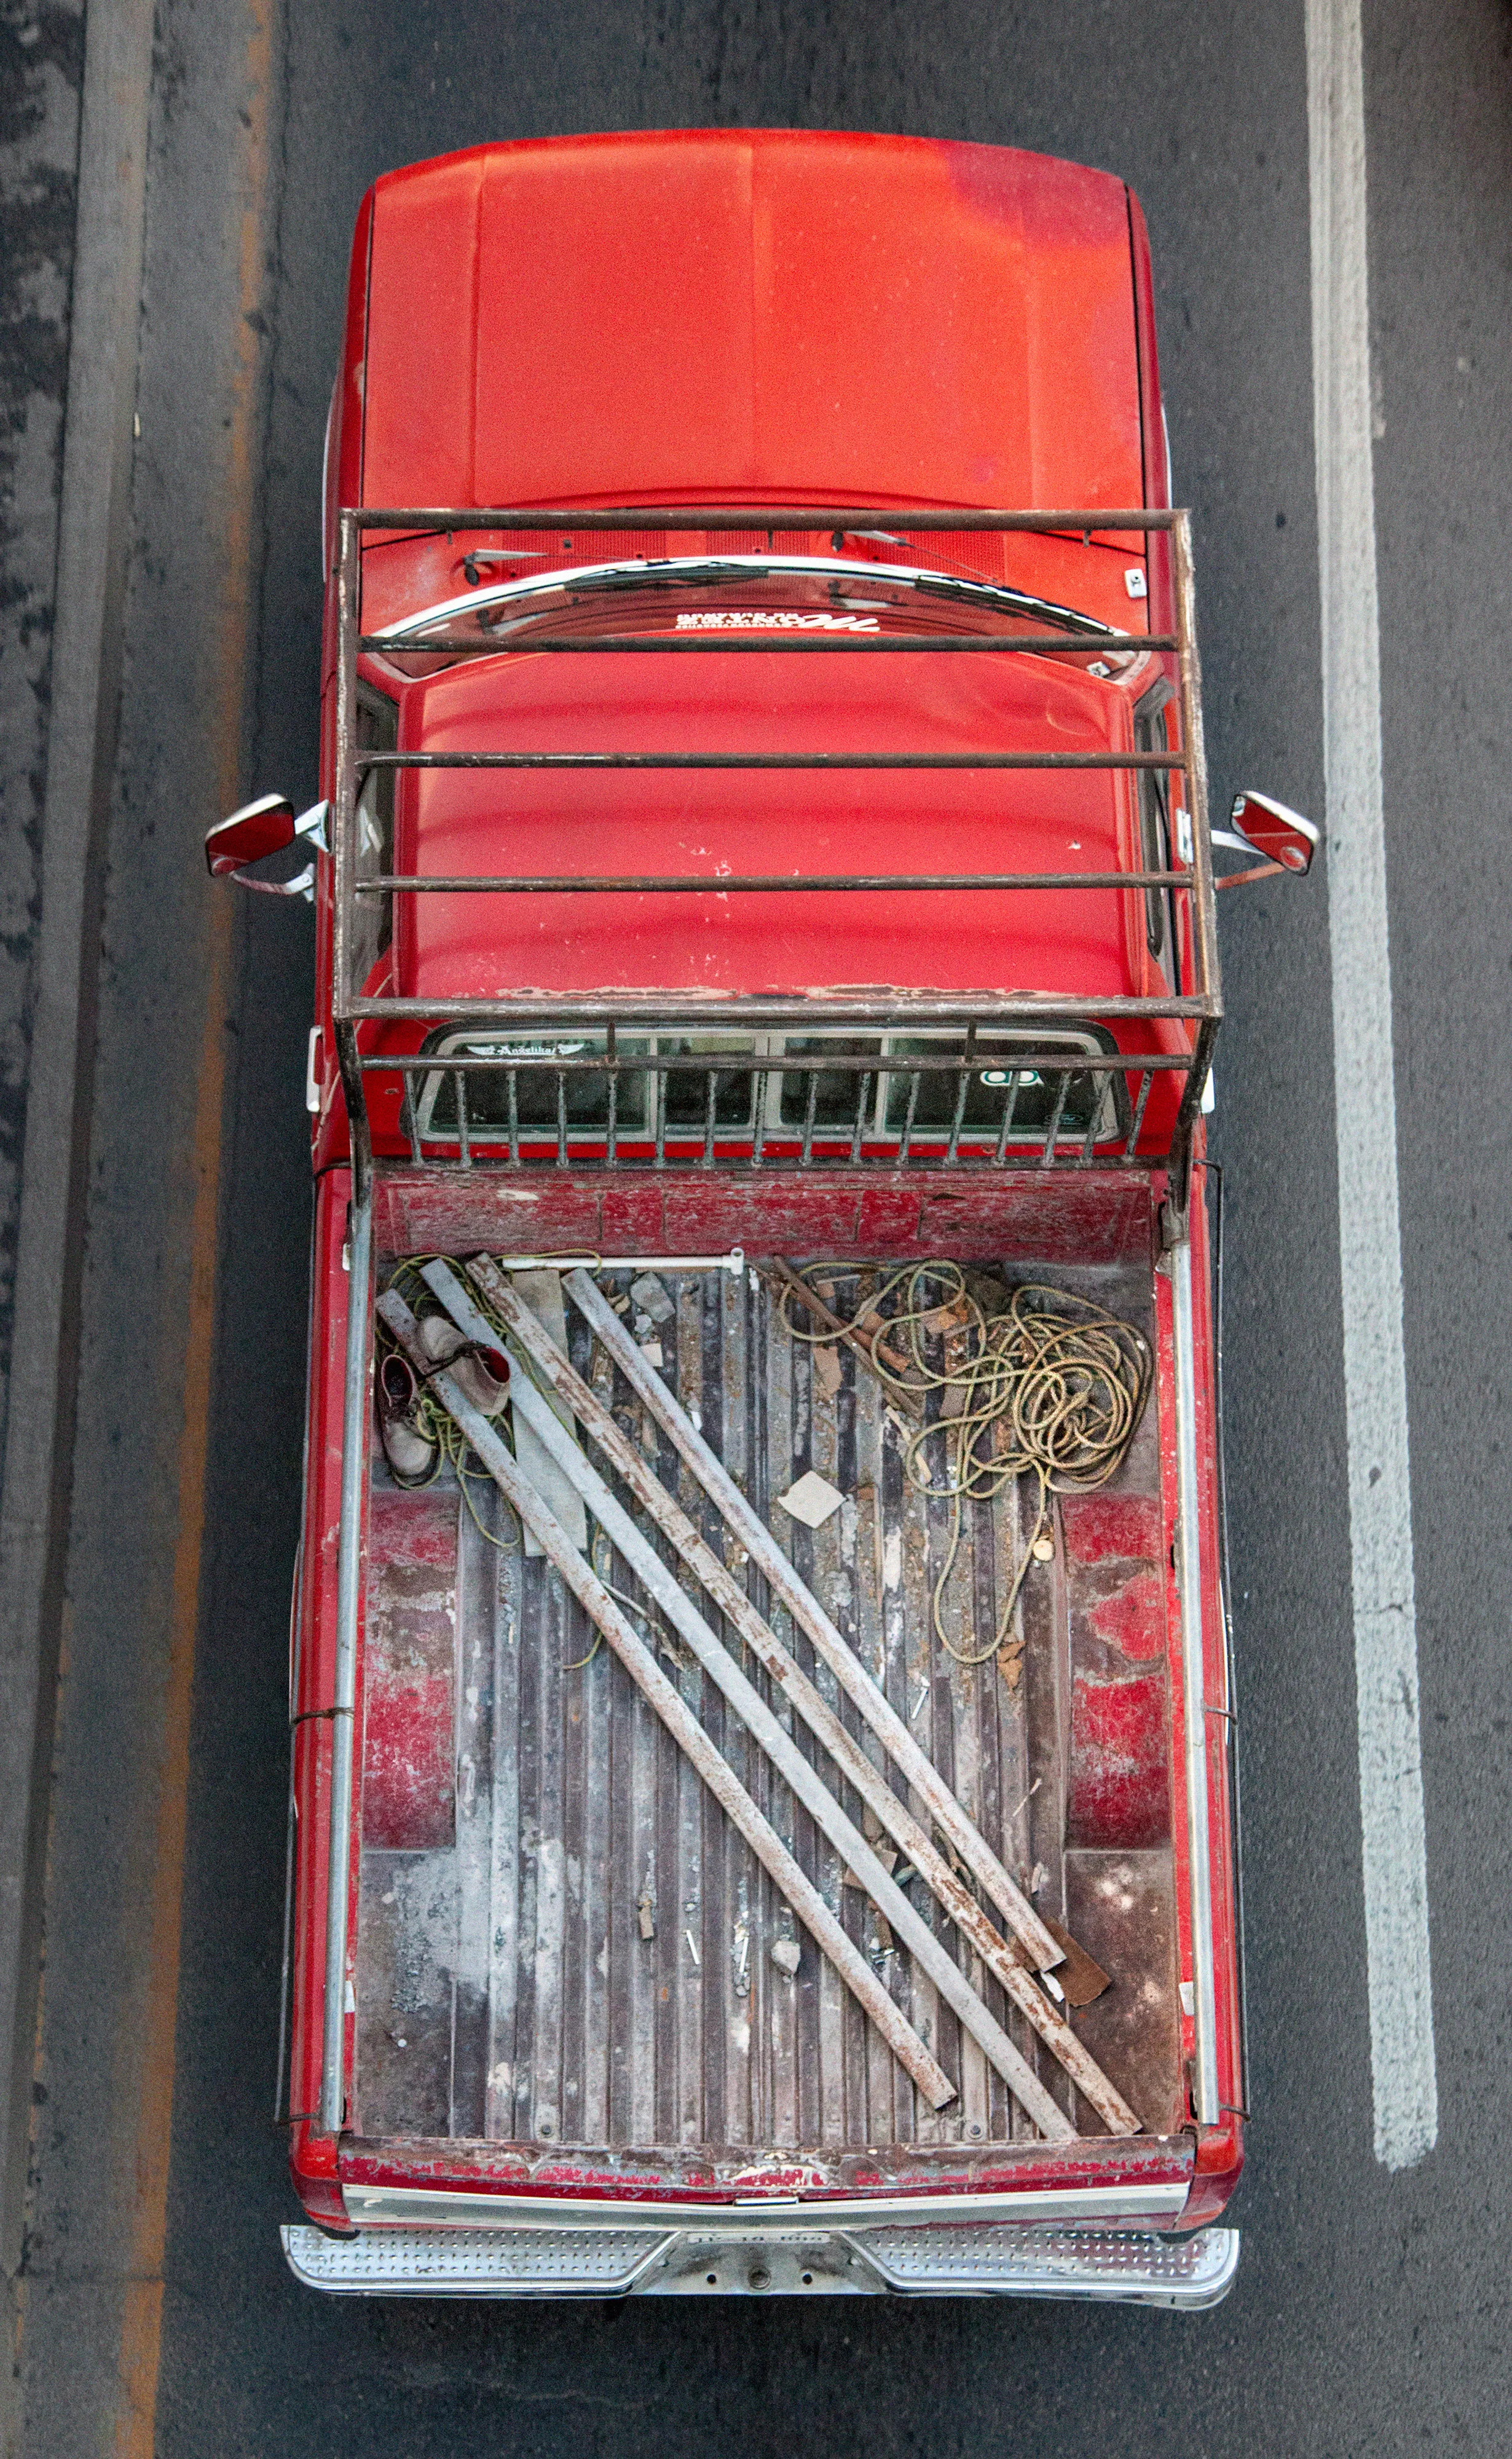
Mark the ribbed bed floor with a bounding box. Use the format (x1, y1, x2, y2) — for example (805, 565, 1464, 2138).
(352, 1260, 1181, 2160)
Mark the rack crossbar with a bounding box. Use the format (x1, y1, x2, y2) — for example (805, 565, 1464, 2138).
(329, 502, 1220, 1197)
(358, 749, 1184, 772)
(360, 632, 1179, 657)
(352, 505, 1179, 532)
(355, 869, 1195, 896)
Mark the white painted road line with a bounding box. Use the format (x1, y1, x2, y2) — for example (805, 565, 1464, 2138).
(1307, 0, 1436, 2172)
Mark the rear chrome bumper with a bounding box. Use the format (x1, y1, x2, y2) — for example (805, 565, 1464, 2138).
(282, 2219, 1239, 2307)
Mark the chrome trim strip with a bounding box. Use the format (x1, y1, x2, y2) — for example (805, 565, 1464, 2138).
(1171, 1231, 1221, 2122)
(338, 2179, 1189, 2233)
(319, 1190, 373, 2134)
(375, 555, 1115, 649)
(282, 2221, 1238, 2308)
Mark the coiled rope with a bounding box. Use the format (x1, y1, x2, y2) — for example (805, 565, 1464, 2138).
(776, 1262, 1152, 1665)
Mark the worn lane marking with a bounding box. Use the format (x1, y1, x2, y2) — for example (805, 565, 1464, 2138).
(1307, 0, 1436, 2172)
(112, 9, 275, 2452)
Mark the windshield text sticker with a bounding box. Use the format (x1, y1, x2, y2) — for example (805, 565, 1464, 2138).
(674, 609, 880, 631)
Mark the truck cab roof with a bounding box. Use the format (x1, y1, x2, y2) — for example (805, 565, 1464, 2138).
(382, 618, 1154, 1007)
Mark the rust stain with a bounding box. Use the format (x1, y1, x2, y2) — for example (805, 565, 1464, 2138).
(114, 9, 274, 2456)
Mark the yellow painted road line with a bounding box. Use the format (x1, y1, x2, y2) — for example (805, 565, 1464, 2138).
(112, 9, 275, 2453)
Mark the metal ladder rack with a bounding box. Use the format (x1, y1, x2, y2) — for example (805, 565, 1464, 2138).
(328, 504, 1220, 1218)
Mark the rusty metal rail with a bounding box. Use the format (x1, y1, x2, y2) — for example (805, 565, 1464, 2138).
(364, 1041, 1187, 1175)
(329, 503, 1221, 1214)
(356, 866, 1191, 894)
(564, 1267, 1070, 1973)
(353, 505, 1181, 529)
(361, 631, 1181, 657)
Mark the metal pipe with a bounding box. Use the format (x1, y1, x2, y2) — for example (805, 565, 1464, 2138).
(333, 508, 359, 1017)
(454, 1257, 1138, 2136)
(318, 1188, 372, 2135)
(1171, 511, 1221, 1011)
(422, 1264, 1071, 2137)
(354, 868, 1195, 896)
(354, 505, 1181, 532)
(1170, 1232, 1221, 2125)
(347, 992, 1215, 1024)
(374, 1289, 957, 2112)
(361, 630, 1180, 657)
(492, 1250, 746, 1274)
(358, 1050, 1195, 1076)
(562, 1269, 1065, 1975)
(332, 509, 372, 1196)
(357, 750, 1186, 772)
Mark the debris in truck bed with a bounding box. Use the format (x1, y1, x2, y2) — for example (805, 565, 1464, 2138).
(1041, 1914, 1113, 2008)
(774, 1469, 845, 1529)
(629, 1271, 675, 1324)
(767, 1256, 923, 1414)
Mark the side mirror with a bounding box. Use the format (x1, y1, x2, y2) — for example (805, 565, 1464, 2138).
(1213, 791, 1319, 885)
(206, 791, 295, 876)
(204, 794, 328, 898)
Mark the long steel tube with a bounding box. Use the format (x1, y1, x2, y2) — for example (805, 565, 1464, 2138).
(318, 1188, 372, 2134)
(563, 1268, 1065, 1975)
(374, 1289, 958, 2112)
(355, 749, 1185, 772)
(361, 630, 1180, 657)
(355, 869, 1194, 896)
(355, 505, 1181, 531)
(1170, 1233, 1221, 2125)
(454, 1257, 1138, 2136)
(347, 990, 1213, 1025)
(429, 1264, 1074, 2134)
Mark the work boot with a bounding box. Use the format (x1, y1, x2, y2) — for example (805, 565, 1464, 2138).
(416, 1312, 511, 1416)
(377, 1352, 438, 1485)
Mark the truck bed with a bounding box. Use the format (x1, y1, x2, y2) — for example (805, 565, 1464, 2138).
(351, 1255, 1184, 2172)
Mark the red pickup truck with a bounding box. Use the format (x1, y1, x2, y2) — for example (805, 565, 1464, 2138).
(210, 130, 1312, 2303)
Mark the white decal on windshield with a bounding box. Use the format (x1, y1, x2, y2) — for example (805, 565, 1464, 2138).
(674, 609, 880, 631)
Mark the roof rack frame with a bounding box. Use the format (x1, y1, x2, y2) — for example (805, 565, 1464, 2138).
(330, 505, 1219, 1215)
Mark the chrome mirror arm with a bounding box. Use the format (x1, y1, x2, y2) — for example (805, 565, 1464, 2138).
(233, 861, 317, 902)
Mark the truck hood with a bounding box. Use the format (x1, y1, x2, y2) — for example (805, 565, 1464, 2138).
(359, 130, 1144, 516)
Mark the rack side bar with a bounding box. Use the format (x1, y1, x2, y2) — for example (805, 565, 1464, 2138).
(352, 505, 1181, 532)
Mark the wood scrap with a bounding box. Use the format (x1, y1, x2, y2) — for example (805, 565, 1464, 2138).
(765, 1258, 924, 1418)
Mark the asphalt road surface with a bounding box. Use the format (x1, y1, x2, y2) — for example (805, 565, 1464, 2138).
(5, 2, 1512, 2452)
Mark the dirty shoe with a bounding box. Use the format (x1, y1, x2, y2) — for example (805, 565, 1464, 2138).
(377, 1352, 438, 1485)
(416, 1312, 511, 1416)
